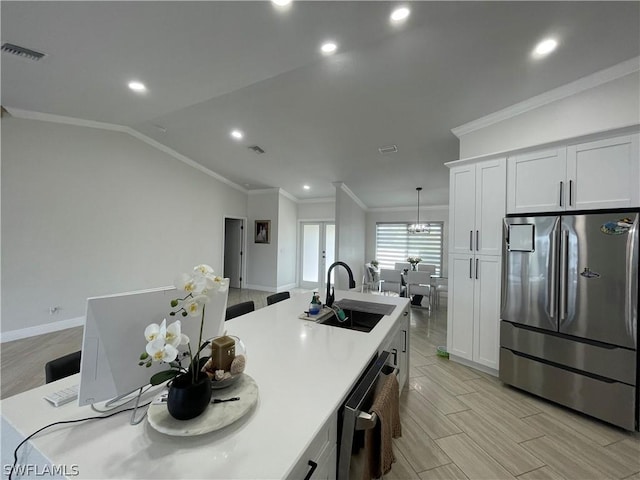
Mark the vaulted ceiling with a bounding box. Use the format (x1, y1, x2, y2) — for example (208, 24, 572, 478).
(2, 1, 639, 207)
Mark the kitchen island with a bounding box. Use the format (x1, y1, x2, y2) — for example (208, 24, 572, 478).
(1, 291, 410, 479)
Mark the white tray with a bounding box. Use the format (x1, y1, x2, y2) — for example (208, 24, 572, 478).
(147, 373, 258, 436)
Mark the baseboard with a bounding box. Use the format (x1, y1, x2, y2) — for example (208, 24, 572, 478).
(243, 284, 276, 293)
(448, 354, 498, 377)
(0, 316, 85, 343)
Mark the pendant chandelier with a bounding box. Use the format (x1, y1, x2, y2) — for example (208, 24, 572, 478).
(408, 187, 429, 234)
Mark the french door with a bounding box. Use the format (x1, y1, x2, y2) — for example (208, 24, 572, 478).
(299, 222, 335, 291)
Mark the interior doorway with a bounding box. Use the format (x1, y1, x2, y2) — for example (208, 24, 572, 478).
(223, 217, 246, 289)
(299, 222, 335, 291)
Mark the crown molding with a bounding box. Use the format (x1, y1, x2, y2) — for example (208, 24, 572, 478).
(278, 188, 299, 203)
(298, 197, 336, 204)
(4, 107, 248, 194)
(247, 188, 280, 196)
(452, 56, 640, 138)
(332, 182, 368, 211)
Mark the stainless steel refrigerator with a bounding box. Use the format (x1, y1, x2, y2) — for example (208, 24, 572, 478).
(500, 211, 638, 430)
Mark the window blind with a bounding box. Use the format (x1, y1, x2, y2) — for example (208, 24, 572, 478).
(375, 222, 443, 275)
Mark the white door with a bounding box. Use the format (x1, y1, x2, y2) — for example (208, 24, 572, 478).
(300, 222, 335, 291)
(473, 255, 501, 370)
(447, 253, 475, 361)
(449, 165, 476, 254)
(475, 158, 506, 256)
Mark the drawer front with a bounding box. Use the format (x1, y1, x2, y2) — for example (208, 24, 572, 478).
(287, 414, 337, 480)
(500, 321, 636, 385)
(500, 348, 637, 431)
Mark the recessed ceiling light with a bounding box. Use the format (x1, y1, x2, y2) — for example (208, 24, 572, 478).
(320, 42, 338, 55)
(272, 0, 292, 6)
(128, 81, 147, 93)
(230, 129, 244, 140)
(533, 38, 558, 57)
(390, 6, 410, 23)
(303, 185, 311, 190)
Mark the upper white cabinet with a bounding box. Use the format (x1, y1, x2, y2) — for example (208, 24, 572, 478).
(449, 158, 506, 255)
(507, 133, 639, 214)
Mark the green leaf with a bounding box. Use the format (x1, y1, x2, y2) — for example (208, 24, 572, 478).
(149, 370, 180, 386)
(139, 352, 149, 360)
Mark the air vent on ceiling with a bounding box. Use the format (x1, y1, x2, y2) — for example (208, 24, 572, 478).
(378, 144, 398, 154)
(248, 145, 265, 154)
(1, 43, 46, 61)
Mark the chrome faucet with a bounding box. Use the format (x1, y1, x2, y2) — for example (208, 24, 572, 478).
(325, 261, 356, 308)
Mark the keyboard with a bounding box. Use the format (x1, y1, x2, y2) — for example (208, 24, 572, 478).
(43, 384, 79, 407)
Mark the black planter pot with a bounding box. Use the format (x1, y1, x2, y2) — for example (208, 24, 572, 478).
(167, 371, 212, 420)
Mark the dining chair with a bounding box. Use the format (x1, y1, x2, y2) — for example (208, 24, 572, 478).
(434, 278, 448, 309)
(266, 291, 290, 306)
(417, 264, 436, 275)
(45, 350, 82, 383)
(406, 271, 432, 308)
(225, 300, 255, 320)
(394, 262, 411, 272)
(379, 269, 405, 296)
(361, 264, 380, 292)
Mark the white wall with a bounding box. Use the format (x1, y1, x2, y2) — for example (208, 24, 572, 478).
(459, 73, 640, 158)
(297, 200, 335, 221)
(334, 185, 366, 290)
(366, 206, 450, 276)
(1, 116, 247, 336)
(246, 190, 279, 291)
(277, 192, 297, 290)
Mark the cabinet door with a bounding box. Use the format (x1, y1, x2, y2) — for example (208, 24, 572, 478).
(507, 148, 567, 214)
(449, 165, 476, 254)
(472, 255, 501, 370)
(475, 158, 506, 256)
(447, 254, 474, 360)
(567, 134, 640, 210)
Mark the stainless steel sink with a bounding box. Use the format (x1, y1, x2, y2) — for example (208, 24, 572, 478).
(318, 299, 396, 333)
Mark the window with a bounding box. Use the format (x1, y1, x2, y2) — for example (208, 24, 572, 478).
(375, 222, 443, 274)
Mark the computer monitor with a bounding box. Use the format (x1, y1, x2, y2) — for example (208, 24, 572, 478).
(78, 285, 228, 406)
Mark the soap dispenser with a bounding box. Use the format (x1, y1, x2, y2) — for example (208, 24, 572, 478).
(309, 292, 321, 315)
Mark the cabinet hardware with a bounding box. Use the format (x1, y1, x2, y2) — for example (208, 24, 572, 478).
(469, 230, 473, 251)
(402, 330, 407, 353)
(469, 258, 473, 279)
(475, 258, 479, 280)
(391, 348, 398, 366)
(569, 180, 573, 206)
(403, 310, 408, 316)
(303, 460, 318, 480)
(559, 181, 564, 207)
(476, 230, 479, 251)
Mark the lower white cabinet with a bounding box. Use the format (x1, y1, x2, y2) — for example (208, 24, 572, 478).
(380, 307, 410, 390)
(287, 413, 337, 480)
(447, 254, 501, 371)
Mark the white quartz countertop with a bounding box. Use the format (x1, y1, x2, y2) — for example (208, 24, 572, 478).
(1, 291, 408, 479)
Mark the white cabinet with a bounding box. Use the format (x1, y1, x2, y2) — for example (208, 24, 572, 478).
(449, 158, 506, 256)
(447, 156, 505, 373)
(447, 254, 501, 371)
(507, 133, 639, 213)
(287, 413, 337, 480)
(381, 308, 409, 390)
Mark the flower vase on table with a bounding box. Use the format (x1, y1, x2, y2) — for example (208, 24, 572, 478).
(137, 264, 229, 421)
(407, 256, 422, 271)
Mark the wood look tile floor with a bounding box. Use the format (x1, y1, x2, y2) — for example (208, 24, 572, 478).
(2, 288, 639, 480)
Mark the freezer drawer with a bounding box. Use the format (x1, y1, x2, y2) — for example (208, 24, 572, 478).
(500, 348, 637, 431)
(500, 321, 636, 385)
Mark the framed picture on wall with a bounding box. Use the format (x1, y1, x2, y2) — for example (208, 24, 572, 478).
(255, 220, 271, 244)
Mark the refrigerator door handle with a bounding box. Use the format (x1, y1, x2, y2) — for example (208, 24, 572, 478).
(549, 227, 558, 319)
(559, 230, 569, 321)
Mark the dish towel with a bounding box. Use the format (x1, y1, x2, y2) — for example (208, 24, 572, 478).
(362, 372, 402, 480)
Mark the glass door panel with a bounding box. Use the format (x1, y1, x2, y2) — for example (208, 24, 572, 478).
(300, 222, 335, 291)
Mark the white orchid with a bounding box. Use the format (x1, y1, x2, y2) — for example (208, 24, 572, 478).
(139, 264, 228, 386)
(146, 337, 179, 363)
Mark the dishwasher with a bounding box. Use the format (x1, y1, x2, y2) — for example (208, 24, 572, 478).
(337, 350, 398, 480)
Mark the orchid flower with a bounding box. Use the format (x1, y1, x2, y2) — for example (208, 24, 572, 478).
(145, 337, 179, 363)
(164, 320, 189, 348)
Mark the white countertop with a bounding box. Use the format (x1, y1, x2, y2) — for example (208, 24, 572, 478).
(1, 291, 408, 479)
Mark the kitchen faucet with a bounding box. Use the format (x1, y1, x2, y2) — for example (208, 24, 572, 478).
(325, 261, 356, 308)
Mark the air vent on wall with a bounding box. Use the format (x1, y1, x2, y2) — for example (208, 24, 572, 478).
(378, 144, 398, 154)
(248, 145, 265, 154)
(1, 43, 46, 61)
